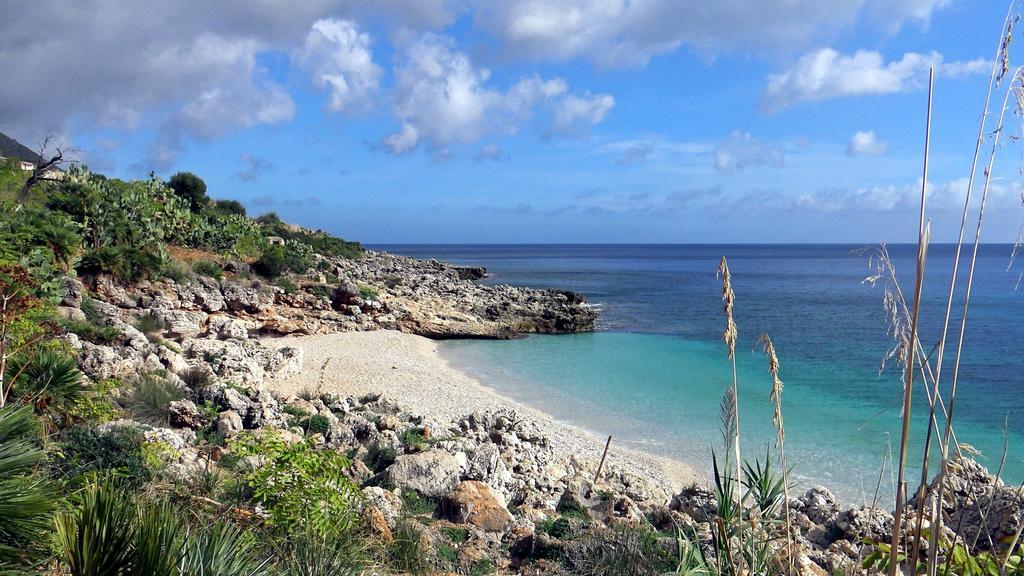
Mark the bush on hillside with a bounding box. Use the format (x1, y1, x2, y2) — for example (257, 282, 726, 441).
(167, 172, 209, 212)
(252, 243, 311, 279)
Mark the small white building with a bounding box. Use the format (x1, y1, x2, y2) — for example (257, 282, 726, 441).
(18, 160, 35, 171)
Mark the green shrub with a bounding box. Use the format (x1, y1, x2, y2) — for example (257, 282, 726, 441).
(192, 259, 223, 280)
(56, 480, 271, 576)
(443, 526, 469, 543)
(167, 172, 209, 213)
(436, 542, 459, 570)
(229, 430, 362, 537)
(308, 284, 331, 299)
(134, 311, 166, 335)
(358, 285, 379, 301)
(253, 244, 310, 279)
(79, 245, 165, 283)
(124, 373, 185, 425)
(276, 277, 297, 294)
(399, 428, 427, 448)
(66, 378, 122, 424)
(161, 261, 193, 283)
(55, 478, 138, 576)
(208, 199, 246, 217)
(568, 526, 677, 576)
(56, 425, 152, 488)
(304, 414, 330, 436)
(63, 318, 120, 345)
(400, 490, 437, 516)
(470, 558, 496, 576)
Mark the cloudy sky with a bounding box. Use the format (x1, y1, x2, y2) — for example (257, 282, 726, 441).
(2, 0, 1023, 243)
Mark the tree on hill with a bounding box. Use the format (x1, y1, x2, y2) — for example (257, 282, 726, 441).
(167, 172, 209, 212)
(16, 134, 74, 203)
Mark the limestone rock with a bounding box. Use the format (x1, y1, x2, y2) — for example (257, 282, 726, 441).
(388, 450, 461, 498)
(442, 480, 514, 532)
(216, 410, 244, 438)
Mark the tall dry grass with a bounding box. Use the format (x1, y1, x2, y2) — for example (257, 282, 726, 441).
(864, 4, 1024, 575)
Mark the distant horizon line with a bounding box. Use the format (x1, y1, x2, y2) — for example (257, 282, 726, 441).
(366, 241, 1020, 246)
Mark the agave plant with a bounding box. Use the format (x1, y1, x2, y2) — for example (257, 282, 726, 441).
(0, 403, 54, 573)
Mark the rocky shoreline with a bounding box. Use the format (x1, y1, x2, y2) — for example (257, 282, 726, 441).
(57, 250, 1023, 574)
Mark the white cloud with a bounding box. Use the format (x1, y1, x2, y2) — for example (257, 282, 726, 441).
(383, 34, 613, 154)
(791, 178, 1014, 213)
(471, 0, 952, 67)
(763, 48, 988, 112)
(714, 131, 784, 174)
(847, 130, 890, 156)
(551, 93, 615, 136)
(296, 19, 382, 113)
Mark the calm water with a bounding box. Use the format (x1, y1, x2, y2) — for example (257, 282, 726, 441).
(372, 244, 1024, 503)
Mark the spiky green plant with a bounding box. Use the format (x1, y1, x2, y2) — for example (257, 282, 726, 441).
(133, 501, 183, 576)
(55, 479, 138, 576)
(6, 349, 86, 408)
(180, 520, 271, 576)
(0, 403, 54, 573)
(280, 528, 366, 576)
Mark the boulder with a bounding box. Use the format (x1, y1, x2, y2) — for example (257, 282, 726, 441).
(208, 315, 249, 340)
(216, 410, 244, 438)
(61, 277, 84, 308)
(168, 400, 208, 429)
(267, 346, 303, 377)
(387, 450, 461, 498)
(362, 486, 404, 529)
(57, 306, 86, 322)
(158, 309, 207, 339)
(331, 280, 361, 309)
(442, 480, 514, 532)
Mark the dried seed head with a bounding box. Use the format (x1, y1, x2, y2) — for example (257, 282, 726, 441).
(717, 257, 738, 359)
(760, 334, 785, 446)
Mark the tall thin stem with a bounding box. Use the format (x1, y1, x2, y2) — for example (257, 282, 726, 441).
(925, 8, 1017, 573)
(931, 64, 1023, 573)
(888, 67, 934, 576)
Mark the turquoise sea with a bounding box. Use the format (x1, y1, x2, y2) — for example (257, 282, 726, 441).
(373, 244, 1024, 503)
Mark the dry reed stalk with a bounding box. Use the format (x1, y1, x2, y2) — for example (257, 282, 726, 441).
(908, 68, 937, 572)
(888, 66, 934, 576)
(929, 65, 1024, 576)
(922, 9, 1020, 573)
(760, 334, 793, 576)
(717, 256, 745, 571)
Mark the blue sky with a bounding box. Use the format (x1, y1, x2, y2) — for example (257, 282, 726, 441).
(3, 0, 1024, 243)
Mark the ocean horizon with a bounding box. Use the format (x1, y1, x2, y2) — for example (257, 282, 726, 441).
(373, 243, 1024, 504)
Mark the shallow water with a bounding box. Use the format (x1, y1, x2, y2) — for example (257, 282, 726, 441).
(373, 244, 1024, 503)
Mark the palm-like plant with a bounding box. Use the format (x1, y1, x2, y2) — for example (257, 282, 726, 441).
(30, 211, 82, 272)
(0, 403, 54, 573)
(6, 350, 87, 409)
